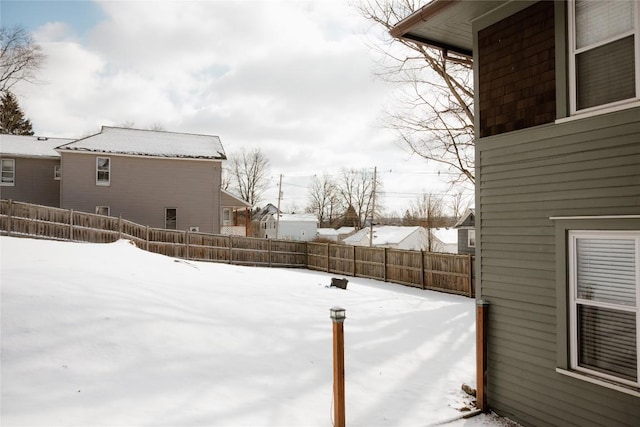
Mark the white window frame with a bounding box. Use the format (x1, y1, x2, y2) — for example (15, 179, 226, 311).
(95, 206, 110, 216)
(568, 0, 640, 115)
(54, 164, 61, 180)
(468, 229, 476, 248)
(165, 208, 177, 230)
(223, 207, 232, 225)
(1, 158, 15, 186)
(568, 230, 640, 388)
(96, 157, 110, 186)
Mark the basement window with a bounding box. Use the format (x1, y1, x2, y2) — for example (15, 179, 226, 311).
(95, 206, 110, 216)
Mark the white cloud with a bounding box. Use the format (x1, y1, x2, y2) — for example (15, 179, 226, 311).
(12, 0, 466, 213)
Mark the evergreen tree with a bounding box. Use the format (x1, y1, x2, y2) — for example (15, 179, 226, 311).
(0, 91, 34, 135)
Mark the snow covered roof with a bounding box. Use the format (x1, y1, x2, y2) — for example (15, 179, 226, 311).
(317, 228, 339, 236)
(431, 228, 458, 245)
(221, 189, 251, 208)
(0, 135, 74, 159)
(454, 208, 475, 228)
(57, 126, 226, 160)
(278, 213, 318, 223)
(336, 226, 355, 235)
(343, 226, 424, 246)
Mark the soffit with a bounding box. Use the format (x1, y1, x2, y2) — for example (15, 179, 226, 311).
(391, 0, 506, 56)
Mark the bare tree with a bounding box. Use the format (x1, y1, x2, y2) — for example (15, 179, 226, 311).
(354, 0, 475, 185)
(306, 174, 341, 227)
(408, 192, 446, 251)
(336, 168, 383, 229)
(227, 148, 270, 208)
(0, 26, 46, 93)
(449, 192, 471, 221)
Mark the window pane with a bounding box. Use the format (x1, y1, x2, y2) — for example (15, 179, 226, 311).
(166, 209, 177, 230)
(97, 158, 109, 169)
(576, 237, 636, 306)
(1, 159, 15, 183)
(575, 0, 634, 49)
(576, 36, 636, 110)
(578, 305, 637, 381)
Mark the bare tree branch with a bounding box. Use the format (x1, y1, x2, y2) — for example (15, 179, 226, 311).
(0, 26, 46, 93)
(227, 148, 270, 208)
(354, 0, 475, 185)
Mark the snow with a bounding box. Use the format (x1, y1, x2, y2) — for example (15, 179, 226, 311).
(0, 135, 73, 158)
(57, 126, 226, 159)
(277, 213, 318, 223)
(1, 236, 511, 426)
(343, 226, 423, 247)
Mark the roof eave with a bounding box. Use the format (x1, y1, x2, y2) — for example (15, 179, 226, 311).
(389, 0, 473, 58)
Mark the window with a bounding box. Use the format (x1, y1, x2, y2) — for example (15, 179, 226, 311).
(223, 208, 232, 225)
(468, 229, 476, 248)
(165, 208, 177, 230)
(95, 206, 110, 216)
(569, 0, 639, 113)
(54, 164, 61, 180)
(568, 231, 639, 387)
(1, 159, 15, 186)
(96, 157, 110, 185)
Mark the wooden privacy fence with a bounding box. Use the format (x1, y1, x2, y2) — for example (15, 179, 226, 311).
(0, 199, 474, 296)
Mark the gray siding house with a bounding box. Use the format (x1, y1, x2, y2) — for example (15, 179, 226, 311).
(0, 135, 73, 207)
(57, 126, 227, 234)
(454, 209, 475, 255)
(393, 1, 640, 426)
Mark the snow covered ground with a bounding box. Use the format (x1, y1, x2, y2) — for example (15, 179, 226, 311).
(1, 236, 512, 426)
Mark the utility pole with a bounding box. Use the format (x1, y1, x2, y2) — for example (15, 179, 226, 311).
(275, 174, 283, 239)
(369, 166, 377, 247)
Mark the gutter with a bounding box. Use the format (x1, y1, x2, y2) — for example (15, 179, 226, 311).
(389, 0, 459, 38)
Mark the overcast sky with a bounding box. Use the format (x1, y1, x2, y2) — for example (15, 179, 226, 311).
(2, 0, 472, 214)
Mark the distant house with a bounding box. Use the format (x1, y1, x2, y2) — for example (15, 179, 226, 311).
(261, 212, 318, 241)
(453, 209, 475, 255)
(336, 226, 356, 242)
(317, 227, 339, 241)
(1, 126, 247, 235)
(392, 0, 640, 425)
(57, 126, 227, 234)
(0, 135, 73, 207)
(343, 226, 443, 251)
(430, 228, 458, 254)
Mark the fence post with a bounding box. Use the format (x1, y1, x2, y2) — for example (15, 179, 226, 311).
(7, 199, 13, 236)
(383, 247, 387, 282)
(69, 209, 74, 241)
(305, 241, 309, 269)
(145, 225, 150, 250)
(477, 300, 490, 412)
(228, 235, 233, 264)
(420, 250, 425, 290)
(186, 229, 190, 260)
(326, 243, 330, 273)
(118, 215, 123, 240)
(268, 239, 272, 267)
(468, 254, 474, 297)
(352, 245, 356, 276)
